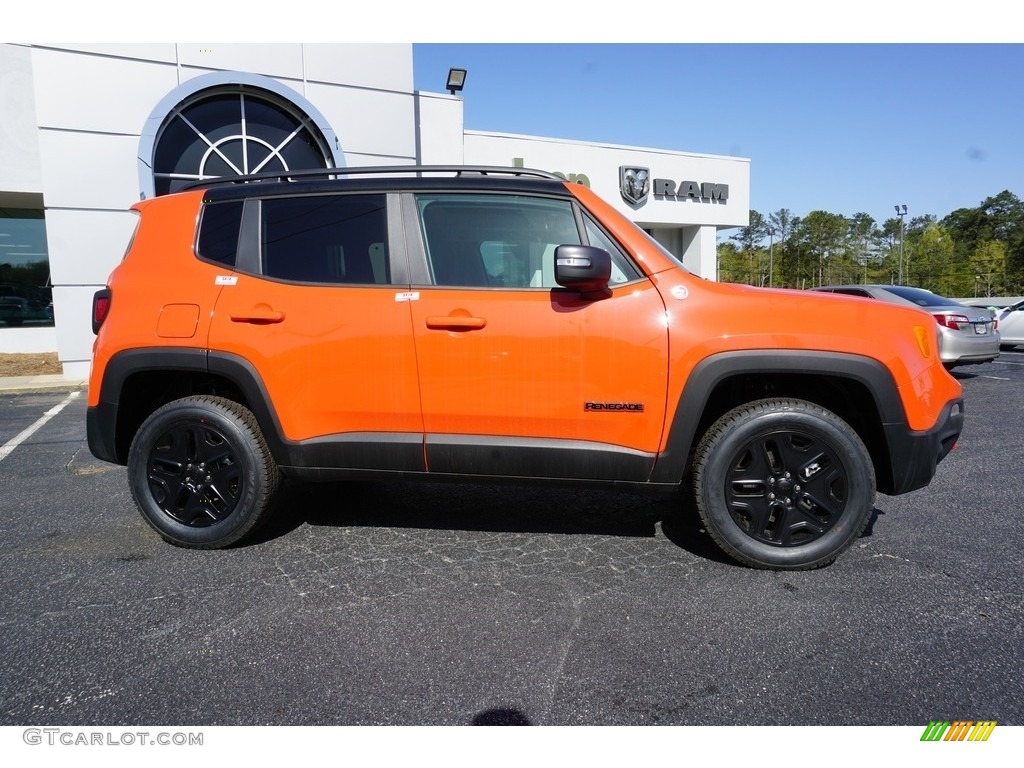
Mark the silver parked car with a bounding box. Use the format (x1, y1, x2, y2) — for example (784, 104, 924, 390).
(811, 285, 1000, 367)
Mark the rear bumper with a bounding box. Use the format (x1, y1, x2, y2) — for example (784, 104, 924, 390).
(939, 326, 1000, 365)
(883, 397, 964, 495)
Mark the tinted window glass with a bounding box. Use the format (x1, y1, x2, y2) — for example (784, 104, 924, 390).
(0, 208, 53, 328)
(417, 194, 582, 288)
(261, 195, 389, 284)
(882, 285, 958, 307)
(196, 201, 243, 266)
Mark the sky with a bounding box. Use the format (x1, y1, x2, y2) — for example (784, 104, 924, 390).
(412, 43, 1024, 230)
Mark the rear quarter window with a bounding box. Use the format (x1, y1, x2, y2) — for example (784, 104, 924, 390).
(196, 201, 244, 266)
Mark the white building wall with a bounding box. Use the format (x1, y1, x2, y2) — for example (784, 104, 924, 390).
(680, 226, 719, 279)
(24, 43, 424, 378)
(0, 44, 43, 198)
(0, 44, 57, 354)
(415, 93, 465, 165)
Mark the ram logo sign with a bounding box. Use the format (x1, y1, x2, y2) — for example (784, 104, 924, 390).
(619, 166, 650, 205)
(619, 166, 728, 206)
(654, 178, 729, 202)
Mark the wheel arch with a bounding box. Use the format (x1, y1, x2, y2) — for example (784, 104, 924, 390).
(651, 350, 907, 494)
(89, 348, 288, 465)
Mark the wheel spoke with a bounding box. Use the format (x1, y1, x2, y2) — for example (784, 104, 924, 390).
(724, 427, 850, 548)
(193, 429, 233, 466)
(179, 490, 219, 526)
(144, 420, 244, 528)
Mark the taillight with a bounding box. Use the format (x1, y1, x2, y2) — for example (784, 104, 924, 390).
(933, 313, 969, 330)
(92, 288, 111, 334)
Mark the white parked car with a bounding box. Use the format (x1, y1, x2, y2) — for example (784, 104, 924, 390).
(991, 299, 1024, 350)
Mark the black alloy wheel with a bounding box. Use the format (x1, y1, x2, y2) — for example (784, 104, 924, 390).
(127, 396, 280, 548)
(692, 398, 875, 570)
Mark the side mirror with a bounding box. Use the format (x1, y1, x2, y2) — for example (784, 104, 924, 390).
(554, 244, 611, 295)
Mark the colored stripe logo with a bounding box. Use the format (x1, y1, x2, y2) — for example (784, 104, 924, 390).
(920, 720, 997, 741)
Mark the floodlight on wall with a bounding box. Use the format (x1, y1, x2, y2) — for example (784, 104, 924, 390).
(446, 68, 467, 95)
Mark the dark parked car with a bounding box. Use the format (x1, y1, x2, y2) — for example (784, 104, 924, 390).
(0, 293, 29, 326)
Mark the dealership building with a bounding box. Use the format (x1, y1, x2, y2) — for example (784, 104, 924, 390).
(0, 43, 750, 379)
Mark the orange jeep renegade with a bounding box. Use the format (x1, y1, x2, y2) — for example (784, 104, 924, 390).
(87, 166, 964, 570)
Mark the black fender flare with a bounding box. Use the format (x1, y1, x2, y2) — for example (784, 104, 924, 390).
(649, 350, 908, 485)
(89, 348, 290, 465)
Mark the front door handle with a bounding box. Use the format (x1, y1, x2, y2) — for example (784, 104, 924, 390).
(425, 316, 487, 331)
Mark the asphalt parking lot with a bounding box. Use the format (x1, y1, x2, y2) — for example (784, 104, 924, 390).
(1, 351, 1022, 727)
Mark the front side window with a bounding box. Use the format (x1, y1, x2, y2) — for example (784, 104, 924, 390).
(0, 209, 53, 328)
(417, 194, 638, 289)
(260, 195, 390, 285)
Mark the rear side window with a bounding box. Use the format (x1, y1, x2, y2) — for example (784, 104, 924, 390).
(261, 194, 390, 284)
(196, 201, 243, 266)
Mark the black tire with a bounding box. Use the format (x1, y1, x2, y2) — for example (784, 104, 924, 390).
(692, 398, 875, 570)
(127, 396, 281, 549)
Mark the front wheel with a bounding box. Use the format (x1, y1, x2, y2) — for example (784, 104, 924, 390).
(692, 399, 875, 570)
(127, 396, 281, 549)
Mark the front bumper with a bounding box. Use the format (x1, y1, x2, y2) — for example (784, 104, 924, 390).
(882, 396, 964, 495)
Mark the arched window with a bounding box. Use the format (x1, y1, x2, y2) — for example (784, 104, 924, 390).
(141, 74, 341, 198)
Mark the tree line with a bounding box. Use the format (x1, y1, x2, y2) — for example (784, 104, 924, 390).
(717, 190, 1024, 297)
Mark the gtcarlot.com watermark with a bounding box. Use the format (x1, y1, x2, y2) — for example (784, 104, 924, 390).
(23, 728, 203, 747)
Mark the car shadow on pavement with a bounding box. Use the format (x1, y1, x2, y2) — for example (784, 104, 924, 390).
(245, 478, 885, 569)
(472, 707, 532, 725)
(245, 477, 740, 565)
(252, 478, 666, 541)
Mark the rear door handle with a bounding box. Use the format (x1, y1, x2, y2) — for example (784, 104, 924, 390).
(425, 316, 487, 330)
(230, 309, 285, 324)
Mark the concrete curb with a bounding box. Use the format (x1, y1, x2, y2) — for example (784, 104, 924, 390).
(0, 375, 88, 394)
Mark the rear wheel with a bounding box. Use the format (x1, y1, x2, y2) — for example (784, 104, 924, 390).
(127, 396, 281, 548)
(692, 398, 875, 570)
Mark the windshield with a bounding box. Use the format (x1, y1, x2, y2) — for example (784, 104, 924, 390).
(636, 228, 690, 273)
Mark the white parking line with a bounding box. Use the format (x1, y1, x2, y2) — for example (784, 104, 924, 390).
(0, 391, 81, 463)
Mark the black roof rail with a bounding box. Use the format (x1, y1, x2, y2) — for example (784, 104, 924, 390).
(179, 165, 563, 191)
